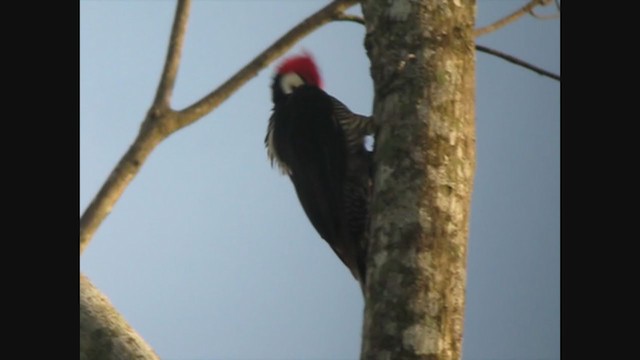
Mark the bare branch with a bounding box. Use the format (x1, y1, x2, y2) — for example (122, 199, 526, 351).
(80, 119, 167, 254)
(476, 44, 560, 81)
(153, 0, 191, 108)
(334, 13, 365, 25)
(80, 1, 192, 254)
(475, 0, 553, 37)
(80, 0, 358, 254)
(80, 274, 160, 359)
(529, 8, 561, 20)
(176, 0, 358, 128)
(336, 15, 559, 82)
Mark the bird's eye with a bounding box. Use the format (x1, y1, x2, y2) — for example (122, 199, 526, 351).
(280, 73, 305, 95)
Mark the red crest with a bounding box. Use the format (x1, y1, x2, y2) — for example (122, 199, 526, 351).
(276, 52, 323, 88)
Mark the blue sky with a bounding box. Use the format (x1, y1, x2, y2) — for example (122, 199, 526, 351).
(80, 1, 560, 359)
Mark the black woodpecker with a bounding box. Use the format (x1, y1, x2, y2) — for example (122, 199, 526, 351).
(265, 53, 374, 291)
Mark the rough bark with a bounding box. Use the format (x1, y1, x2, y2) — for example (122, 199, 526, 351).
(80, 274, 159, 360)
(360, 1, 476, 359)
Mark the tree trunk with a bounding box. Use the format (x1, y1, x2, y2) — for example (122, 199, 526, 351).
(360, 1, 476, 359)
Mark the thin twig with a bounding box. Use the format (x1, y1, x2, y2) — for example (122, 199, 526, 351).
(334, 13, 365, 25)
(176, 0, 358, 127)
(80, 0, 359, 254)
(476, 44, 560, 81)
(528, 8, 561, 20)
(329, 14, 560, 82)
(475, 0, 553, 37)
(153, 0, 191, 109)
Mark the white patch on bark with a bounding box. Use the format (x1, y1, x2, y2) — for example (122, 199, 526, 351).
(402, 323, 439, 355)
(427, 164, 446, 188)
(418, 207, 433, 233)
(373, 249, 388, 268)
(388, 0, 412, 21)
(428, 113, 450, 137)
(445, 59, 463, 85)
(421, 47, 437, 62)
(449, 132, 457, 145)
(410, 148, 425, 164)
(415, 249, 431, 271)
(435, 189, 463, 222)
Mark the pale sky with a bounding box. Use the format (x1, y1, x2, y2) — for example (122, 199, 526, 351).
(80, 1, 560, 359)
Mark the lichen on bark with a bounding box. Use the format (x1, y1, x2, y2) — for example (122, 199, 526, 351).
(80, 274, 159, 360)
(361, 0, 476, 359)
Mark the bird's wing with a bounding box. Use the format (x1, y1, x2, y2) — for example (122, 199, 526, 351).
(283, 86, 356, 272)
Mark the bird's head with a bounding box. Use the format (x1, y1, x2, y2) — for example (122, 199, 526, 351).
(272, 52, 323, 102)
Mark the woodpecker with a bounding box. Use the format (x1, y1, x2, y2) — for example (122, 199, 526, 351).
(265, 53, 374, 290)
